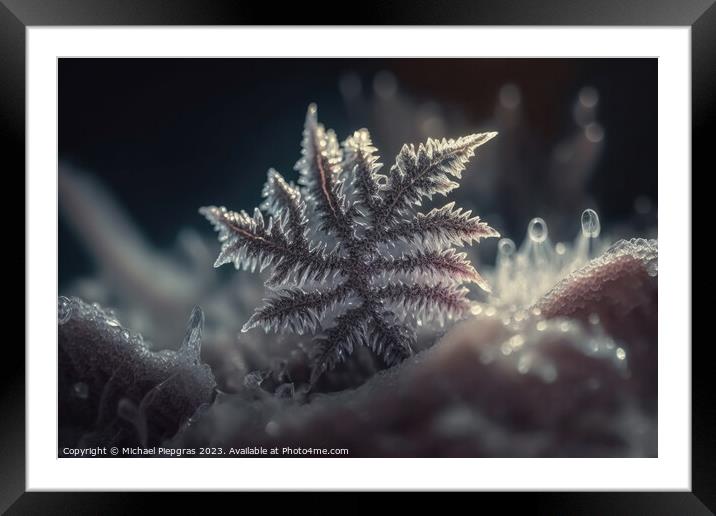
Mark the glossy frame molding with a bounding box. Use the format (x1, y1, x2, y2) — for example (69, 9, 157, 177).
(2, 0, 710, 512)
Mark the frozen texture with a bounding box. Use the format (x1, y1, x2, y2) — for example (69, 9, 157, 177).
(536, 238, 658, 405)
(173, 238, 657, 457)
(175, 311, 653, 457)
(201, 104, 499, 382)
(537, 238, 658, 318)
(58, 297, 216, 451)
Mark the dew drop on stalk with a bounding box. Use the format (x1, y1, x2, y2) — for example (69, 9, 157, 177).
(338, 72, 361, 100)
(579, 86, 599, 108)
(585, 122, 604, 143)
(528, 218, 548, 243)
(498, 238, 516, 259)
(373, 71, 398, 99)
(499, 83, 521, 109)
(581, 209, 601, 238)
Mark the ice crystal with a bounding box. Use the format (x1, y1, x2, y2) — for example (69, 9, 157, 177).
(537, 237, 658, 319)
(201, 104, 498, 382)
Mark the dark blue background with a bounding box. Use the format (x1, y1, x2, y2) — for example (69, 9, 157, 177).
(58, 58, 657, 286)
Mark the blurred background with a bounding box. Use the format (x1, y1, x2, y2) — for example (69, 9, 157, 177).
(59, 58, 657, 289)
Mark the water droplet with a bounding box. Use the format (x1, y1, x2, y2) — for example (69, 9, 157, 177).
(117, 398, 138, 422)
(509, 334, 525, 349)
(579, 86, 599, 108)
(517, 355, 532, 374)
(585, 122, 604, 143)
(373, 71, 397, 99)
(588, 313, 601, 325)
(555, 242, 566, 255)
(58, 296, 73, 325)
(338, 72, 361, 100)
(647, 260, 658, 277)
(616, 347, 626, 360)
(528, 218, 548, 243)
(536, 320, 548, 332)
(265, 420, 280, 437)
(581, 209, 601, 238)
(73, 382, 89, 399)
(498, 238, 516, 258)
(499, 83, 521, 109)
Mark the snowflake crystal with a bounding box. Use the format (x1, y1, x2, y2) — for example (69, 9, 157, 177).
(201, 104, 498, 382)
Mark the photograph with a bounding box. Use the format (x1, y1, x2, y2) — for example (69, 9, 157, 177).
(0, 0, 706, 507)
(57, 57, 659, 458)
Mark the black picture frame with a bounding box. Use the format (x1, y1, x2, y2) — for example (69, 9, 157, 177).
(2, 0, 708, 512)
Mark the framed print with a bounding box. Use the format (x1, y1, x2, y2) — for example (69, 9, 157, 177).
(2, 0, 709, 511)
